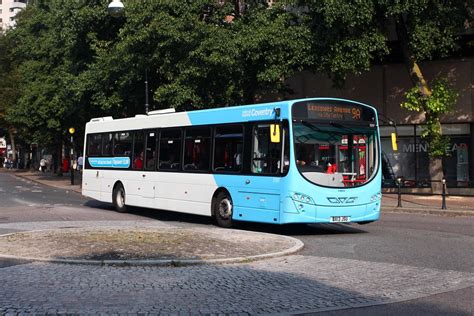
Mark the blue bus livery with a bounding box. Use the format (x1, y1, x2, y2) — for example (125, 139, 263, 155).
(82, 98, 381, 227)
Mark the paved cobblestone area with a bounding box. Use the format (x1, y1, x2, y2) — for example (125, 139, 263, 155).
(1, 255, 472, 314)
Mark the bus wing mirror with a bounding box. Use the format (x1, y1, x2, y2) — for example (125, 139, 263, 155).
(391, 132, 398, 151)
(270, 124, 281, 143)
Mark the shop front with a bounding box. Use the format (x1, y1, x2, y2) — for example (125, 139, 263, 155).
(381, 123, 473, 190)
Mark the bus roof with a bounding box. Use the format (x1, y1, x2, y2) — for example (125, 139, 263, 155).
(85, 98, 377, 134)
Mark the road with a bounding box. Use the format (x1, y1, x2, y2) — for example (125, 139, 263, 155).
(0, 171, 473, 315)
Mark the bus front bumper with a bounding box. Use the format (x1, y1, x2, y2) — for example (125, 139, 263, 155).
(280, 198, 381, 224)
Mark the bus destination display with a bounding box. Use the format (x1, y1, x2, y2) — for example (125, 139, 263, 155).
(307, 104, 362, 121)
(292, 100, 375, 123)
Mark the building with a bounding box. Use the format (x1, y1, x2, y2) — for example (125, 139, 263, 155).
(286, 58, 473, 194)
(0, 0, 28, 30)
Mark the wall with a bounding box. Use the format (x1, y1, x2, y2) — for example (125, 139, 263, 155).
(285, 58, 473, 125)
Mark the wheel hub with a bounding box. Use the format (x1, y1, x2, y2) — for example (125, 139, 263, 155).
(117, 190, 125, 208)
(218, 199, 232, 219)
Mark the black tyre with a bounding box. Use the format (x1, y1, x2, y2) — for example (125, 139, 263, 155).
(214, 191, 234, 228)
(112, 183, 127, 213)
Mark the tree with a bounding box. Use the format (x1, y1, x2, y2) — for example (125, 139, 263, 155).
(6, 0, 117, 171)
(0, 32, 20, 162)
(88, 0, 311, 112)
(296, 0, 470, 191)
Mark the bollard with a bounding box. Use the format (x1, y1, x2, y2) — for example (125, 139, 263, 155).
(397, 177, 402, 208)
(441, 178, 447, 210)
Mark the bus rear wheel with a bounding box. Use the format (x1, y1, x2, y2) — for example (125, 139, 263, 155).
(113, 183, 127, 213)
(214, 191, 233, 228)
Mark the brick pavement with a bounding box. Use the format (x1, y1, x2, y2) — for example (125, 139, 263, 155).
(0, 255, 472, 314)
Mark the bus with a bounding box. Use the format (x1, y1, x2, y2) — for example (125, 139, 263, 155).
(82, 98, 381, 227)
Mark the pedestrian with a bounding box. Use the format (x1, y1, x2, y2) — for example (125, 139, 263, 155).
(40, 158, 46, 172)
(77, 155, 83, 171)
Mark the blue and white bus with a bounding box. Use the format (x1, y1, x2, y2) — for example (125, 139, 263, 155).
(82, 98, 381, 227)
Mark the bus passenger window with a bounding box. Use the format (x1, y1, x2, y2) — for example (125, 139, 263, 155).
(145, 131, 157, 171)
(159, 129, 182, 170)
(87, 134, 102, 156)
(184, 127, 211, 171)
(102, 133, 113, 156)
(113, 132, 132, 156)
(213, 125, 243, 172)
(132, 132, 144, 170)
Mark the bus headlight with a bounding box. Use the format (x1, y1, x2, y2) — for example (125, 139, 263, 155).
(292, 192, 315, 205)
(370, 192, 382, 202)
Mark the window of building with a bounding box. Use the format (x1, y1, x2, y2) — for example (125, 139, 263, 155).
(159, 129, 182, 170)
(381, 124, 471, 188)
(214, 125, 243, 172)
(183, 127, 211, 171)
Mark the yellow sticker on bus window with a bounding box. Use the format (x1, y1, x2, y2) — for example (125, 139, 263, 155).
(270, 124, 281, 143)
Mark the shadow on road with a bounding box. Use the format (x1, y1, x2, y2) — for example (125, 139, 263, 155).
(82, 200, 367, 236)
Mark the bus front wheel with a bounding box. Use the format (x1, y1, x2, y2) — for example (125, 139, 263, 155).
(214, 191, 233, 228)
(113, 183, 127, 213)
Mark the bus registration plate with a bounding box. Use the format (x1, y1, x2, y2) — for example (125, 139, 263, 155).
(330, 216, 351, 223)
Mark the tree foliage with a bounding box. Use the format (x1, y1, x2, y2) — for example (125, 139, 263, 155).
(88, 0, 311, 112)
(6, 0, 116, 147)
(4, 0, 311, 149)
(402, 78, 458, 157)
(0, 33, 19, 133)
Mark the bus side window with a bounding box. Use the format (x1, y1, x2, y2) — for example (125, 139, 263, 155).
(132, 131, 145, 170)
(87, 134, 102, 156)
(102, 133, 113, 156)
(184, 127, 211, 171)
(213, 125, 243, 172)
(159, 129, 182, 170)
(145, 131, 157, 171)
(114, 132, 132, 157)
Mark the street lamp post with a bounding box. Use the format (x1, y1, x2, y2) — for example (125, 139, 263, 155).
(145, 68, 149, 114)
(108, 0, 150, 115)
